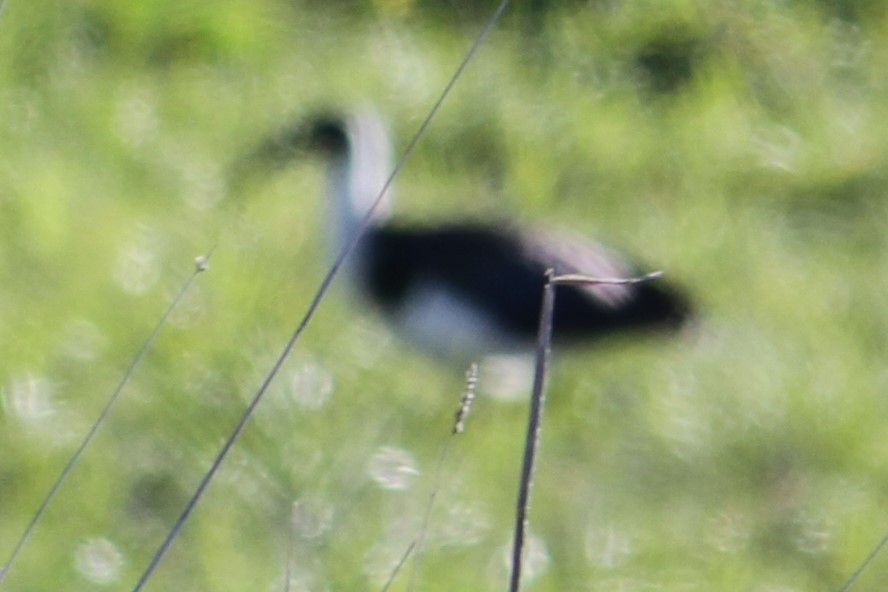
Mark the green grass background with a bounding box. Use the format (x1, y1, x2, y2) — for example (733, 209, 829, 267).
(2, 0, 888, 590)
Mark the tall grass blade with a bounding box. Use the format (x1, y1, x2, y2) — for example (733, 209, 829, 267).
(404, 363, 479, 592)
(380, 540, 417, 592)
(0, 250, 214, 587)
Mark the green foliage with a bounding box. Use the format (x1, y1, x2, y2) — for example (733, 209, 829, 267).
(2, 0, 888, 590)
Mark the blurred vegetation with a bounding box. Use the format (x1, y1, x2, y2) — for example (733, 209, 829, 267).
(3, 0, 888, 590)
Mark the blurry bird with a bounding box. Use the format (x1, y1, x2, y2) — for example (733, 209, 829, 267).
(242, 107, 690, 362)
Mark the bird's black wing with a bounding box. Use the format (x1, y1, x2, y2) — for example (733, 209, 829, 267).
(364, 222, 689, 342)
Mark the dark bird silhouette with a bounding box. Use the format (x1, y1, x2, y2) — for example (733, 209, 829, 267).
(247, 107, 690, 361)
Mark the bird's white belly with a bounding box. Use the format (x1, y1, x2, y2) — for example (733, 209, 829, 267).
(390, 280, 528, 360)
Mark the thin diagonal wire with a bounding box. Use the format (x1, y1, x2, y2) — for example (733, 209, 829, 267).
(130, 2, 511, 590)
(0, 247, 215, 587)
(835, 529, 888, 592)
(380, 540, 417, 592)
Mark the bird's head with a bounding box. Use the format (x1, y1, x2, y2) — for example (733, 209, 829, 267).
(302, 115, 350, 157)
(230, 108, 388, 187)
(235, 113, 349, 177)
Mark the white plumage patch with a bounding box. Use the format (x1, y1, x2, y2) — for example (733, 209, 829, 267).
(391, 279, 525, 360)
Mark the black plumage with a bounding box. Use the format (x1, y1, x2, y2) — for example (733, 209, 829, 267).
(364, 224, 687, 342)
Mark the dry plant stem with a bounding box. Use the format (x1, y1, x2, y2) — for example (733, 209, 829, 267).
(552, 270, 663, 286)
(0, 249, 215, 587)
(508, 269, 665, 592)
(453, 362, 478, 435)
(509, 271, 556, 592)
(129, 3, 512, 590)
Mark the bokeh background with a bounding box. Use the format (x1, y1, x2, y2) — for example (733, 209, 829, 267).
(2, 0, 888, 590)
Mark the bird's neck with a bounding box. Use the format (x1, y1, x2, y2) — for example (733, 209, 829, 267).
(325, 116, 393, 258)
